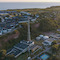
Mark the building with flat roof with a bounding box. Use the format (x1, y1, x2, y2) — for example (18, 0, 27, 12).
(7, 40, 34, 58)
(42, 40, 52, 46)
(30, 45, 39, 52)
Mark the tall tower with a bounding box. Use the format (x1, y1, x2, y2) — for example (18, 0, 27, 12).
(27, 16, 31, 41)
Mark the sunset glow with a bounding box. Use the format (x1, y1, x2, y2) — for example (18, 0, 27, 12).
(0, 0, 60, 2)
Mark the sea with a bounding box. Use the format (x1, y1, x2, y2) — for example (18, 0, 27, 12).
(0, 2, 60, 10)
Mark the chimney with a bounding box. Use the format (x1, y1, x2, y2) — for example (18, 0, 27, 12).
(27, 17, 31, 41)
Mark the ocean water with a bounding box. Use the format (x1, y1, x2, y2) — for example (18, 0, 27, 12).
(0, 2, 60, 10)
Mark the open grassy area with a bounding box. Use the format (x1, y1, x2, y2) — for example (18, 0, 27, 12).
(16, 52, 28, 60)
(33, 40, 43, 46)
(33, 49, 42, 56)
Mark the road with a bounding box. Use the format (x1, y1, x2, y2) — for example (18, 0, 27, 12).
(31, 47, 51, 60)
(31, 43, 60, 60)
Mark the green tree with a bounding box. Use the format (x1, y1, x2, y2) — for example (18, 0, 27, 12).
(39, 18, 58, 32)
(0, 50, 16, 60)
(0, 18, 1, 22)
(6, 55, 15, 60)
(52, 44, 59, 53)
(0, 49, 6, 60)
(48, 55, 59, 60)
(51, 40, 57, 45)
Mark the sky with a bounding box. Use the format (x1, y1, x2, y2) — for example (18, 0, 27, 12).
(0, 0, 60, 2)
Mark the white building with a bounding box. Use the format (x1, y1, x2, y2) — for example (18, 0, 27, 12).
(35, 14, 39, 18)
(5, 17, 9, 19)
(0, 16, 4, 22)
(0, 13, 8, 15)
(20, 40, 34, 47)
(31, 18, 37, 22)
(2, 29, 7, 33)
(36, 35, 49, 40)
(20, 11, 31, 15)
(42, 40, 52, 46)
(39, 35, 44, 38)
(0, 30, 3, 35)
(7, 28, 12, 32)
(43, 36, 49, 40)
(36, 37, 41, 40)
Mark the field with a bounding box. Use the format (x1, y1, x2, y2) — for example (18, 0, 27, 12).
(33, 40, 43, 46)
(16, 52, 28, 60)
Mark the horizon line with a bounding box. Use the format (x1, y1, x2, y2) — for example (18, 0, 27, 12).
(0, 2, 60, 3)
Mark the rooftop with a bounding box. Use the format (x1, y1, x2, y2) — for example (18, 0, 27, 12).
(20, 40, 34, 45)
(9, 48, 22, 56)
(14, 43, 29, 49)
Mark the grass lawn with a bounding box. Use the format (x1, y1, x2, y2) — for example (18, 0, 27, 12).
(33, 39, 43, 46)
(16, 52, 28, 60)
(33, 49, 42, 56)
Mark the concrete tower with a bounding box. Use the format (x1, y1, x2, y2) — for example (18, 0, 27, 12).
(27, 17, 31, 41)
